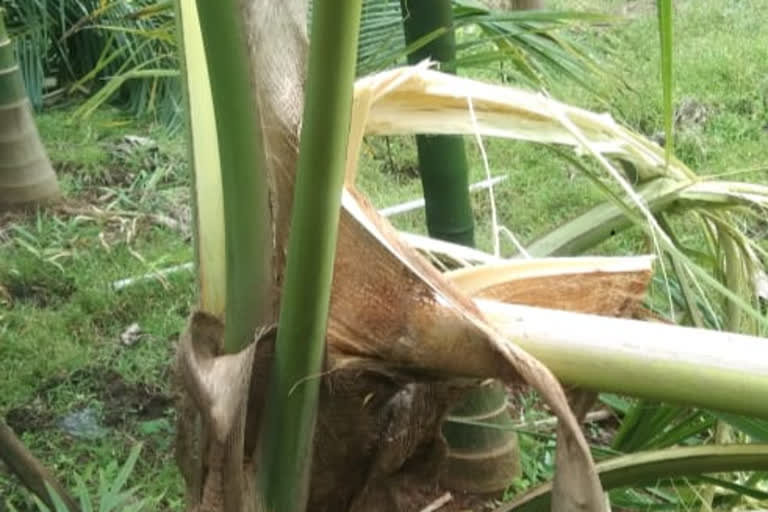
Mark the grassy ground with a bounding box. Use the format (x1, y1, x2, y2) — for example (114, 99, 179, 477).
(1, 110, 194, 510)
(2, 0, 768, 509)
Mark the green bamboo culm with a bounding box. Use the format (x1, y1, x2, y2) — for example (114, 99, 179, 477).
(440, 381, 522, 493)
(0, 7, 60, 211)
(194, 0, 272, 352)
(400, 0, 475, 246)
(657, 0, 673, 164)
(259, 1, 363, 511)
(399, 0, 519, 494)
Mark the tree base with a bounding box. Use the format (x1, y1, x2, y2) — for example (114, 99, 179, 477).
(174, 311, 488, 512)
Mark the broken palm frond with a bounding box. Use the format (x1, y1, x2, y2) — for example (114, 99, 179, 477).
(447, 255, 653, 314)
(347, 65, 768, 328)
(338, 65, 768, 508)
(501, 444, 768, 512)
(441, 255, 768, 417)
(477, 300, 768, 419)
(346, 64, 691, 184)
(333, 187, 609, 511)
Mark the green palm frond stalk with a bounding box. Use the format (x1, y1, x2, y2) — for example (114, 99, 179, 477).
(657, 0, 673, 163)
(504, 444, 768, 512)
(0, 7, 59, 210)
(193, 0, 272, 352)
(480, 300, 768, 418)
(175, 0, 225, 317)
(259, 1, 363, 511)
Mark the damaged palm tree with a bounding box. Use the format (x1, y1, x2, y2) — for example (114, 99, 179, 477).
(2, 1, 768, 510)
(173, 1, 768, 512)
(175, 0, 607, 510)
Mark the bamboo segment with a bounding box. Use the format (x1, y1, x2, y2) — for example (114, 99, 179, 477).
(398, 0, 517, 493)
(441, 381, 522, 493)
(400, 0, 475, 247)
(0, 9, 59, 210)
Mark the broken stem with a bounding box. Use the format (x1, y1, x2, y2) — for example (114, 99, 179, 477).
(0, 419, 78, 511)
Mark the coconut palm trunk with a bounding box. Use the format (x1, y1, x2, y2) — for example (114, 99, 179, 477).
(398, 0, 521, 494)
(0, 8, 59, 210)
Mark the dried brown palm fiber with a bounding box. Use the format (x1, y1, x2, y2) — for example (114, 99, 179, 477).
(176, 309, 479, 512)
(174, 177, 622, 510)
(326, 188, 609, 511)
(446, 256, 654, 317)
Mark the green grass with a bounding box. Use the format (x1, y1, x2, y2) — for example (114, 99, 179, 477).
(2, 0, 768, 509)
(0, 108, 193, 510)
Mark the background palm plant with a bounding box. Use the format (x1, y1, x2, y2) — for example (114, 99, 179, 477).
(5, 0, 613, 128)
(4, 0, 180, 125)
